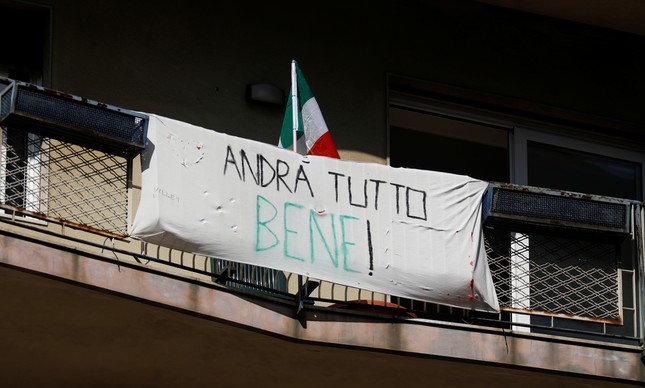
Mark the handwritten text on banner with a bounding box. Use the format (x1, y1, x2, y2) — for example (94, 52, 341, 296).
(131, 115, 499, 312)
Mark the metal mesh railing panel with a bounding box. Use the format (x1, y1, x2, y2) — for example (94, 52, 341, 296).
(15, 88, 146, 144)
(1, 89, 11, 117)
(0, 128, 129, 236)
(492, 189, 627, 230)
(47, 139, 129, 234)
(485, 228, 619, 320)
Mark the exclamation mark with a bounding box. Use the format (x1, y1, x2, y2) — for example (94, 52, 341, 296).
(367, 219, 374, 276)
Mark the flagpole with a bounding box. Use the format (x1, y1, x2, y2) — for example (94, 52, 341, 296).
(290, 60, 298, 153)
(291, 62, 306, 314)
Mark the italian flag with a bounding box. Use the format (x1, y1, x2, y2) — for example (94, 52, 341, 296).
(279, 61, 340, 159)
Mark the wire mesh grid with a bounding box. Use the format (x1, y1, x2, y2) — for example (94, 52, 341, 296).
(485, 227, 620, 320)
(0, 127, 129, 236)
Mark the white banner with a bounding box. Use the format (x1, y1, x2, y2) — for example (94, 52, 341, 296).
(131, 115, 499, 312)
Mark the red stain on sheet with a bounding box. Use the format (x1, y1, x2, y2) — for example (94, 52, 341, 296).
(468, 279, 475, 300)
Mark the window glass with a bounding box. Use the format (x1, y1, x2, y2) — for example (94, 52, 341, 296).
(389, 107, 509, 182)
(527, 141, 642, 201)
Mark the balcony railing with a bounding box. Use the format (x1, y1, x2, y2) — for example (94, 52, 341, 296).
(0, 78, 642, 349)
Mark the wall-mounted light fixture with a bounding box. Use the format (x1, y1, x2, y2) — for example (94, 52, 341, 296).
(246, 83, 285, 106)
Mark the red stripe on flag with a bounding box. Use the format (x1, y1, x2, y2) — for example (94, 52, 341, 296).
(307, 131, 340, 159)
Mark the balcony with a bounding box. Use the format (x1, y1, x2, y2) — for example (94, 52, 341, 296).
(0, 79, 643, 385)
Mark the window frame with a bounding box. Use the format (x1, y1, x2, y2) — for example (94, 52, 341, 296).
(512, 126, 645, 199)
(0, 67, 48, 224)
(387, 74, 643, 338)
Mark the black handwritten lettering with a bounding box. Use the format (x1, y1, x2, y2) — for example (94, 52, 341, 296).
(223, 145, 241, 179)
(406, 187, 427, 221)
(369, 179, 386, 210)
(241, 149, 260, 185)
(328, 171, 344, 203)
(390, 183, 405, 215)
(295, 165, 314, 198)
(259, 154, 276, 188)
(276, 159, 292, 193)
(348, 176, 368, 208)
(223, 145, 314, 197)
(367, 219, 374, 276)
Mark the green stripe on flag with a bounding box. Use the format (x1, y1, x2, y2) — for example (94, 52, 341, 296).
(280, 63, 316, 150)
(295, 64, 314, 104)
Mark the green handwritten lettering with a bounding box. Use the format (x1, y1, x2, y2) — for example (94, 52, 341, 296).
(284, 202, 305, 261)
(309, 211, 338, 268)
(255, 195, 278, 251)
(340, 214, 360, 273)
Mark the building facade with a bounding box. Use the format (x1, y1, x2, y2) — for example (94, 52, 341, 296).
(1, 0, 644, 386)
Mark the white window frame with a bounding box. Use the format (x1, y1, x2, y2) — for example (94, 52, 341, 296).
(0, 67, 48, 223)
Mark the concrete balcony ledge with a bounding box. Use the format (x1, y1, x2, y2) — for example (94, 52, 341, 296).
(0, 230, 643, 386)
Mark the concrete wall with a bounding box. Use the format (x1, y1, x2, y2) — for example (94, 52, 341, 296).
(18, 0, 645, 161)
(1, 234, 642, 386)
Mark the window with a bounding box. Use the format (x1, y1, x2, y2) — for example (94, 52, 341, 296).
(388, 74, 643, 343)
(511, 127, 643, 340)
(0, 69, 48, 219)
(0, 129, 46, 214)
(0, 3, 50, 218)
(389, 106, 509, 182)
(513, 127, 644, 200)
